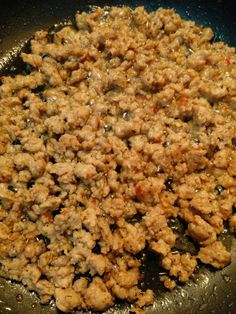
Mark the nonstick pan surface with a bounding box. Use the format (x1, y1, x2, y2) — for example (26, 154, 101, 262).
(0, 1, 236, 313)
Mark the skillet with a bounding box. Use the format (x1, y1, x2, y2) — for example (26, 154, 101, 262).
(0, 0, 236, 313)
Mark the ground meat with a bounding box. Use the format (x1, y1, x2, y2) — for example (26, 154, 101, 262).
(83, 277, 114, 311)
(35, 279, 55, 304)
(0, 5, 235, 313)
(55, 287, 82, 312)
(229, 214, 236, 232)
(160, 275, 176, 290)
(198, 241, 231, 269)
(74, 162, 97, 180)
(187, 215, 217, 246)
(162, 252, 197, 282)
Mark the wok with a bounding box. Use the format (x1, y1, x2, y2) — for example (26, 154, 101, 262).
(0, 0, 235, 313)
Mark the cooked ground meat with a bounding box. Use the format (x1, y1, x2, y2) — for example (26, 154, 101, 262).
(198, 241, 231, 269)
(0, 6, 236, 312)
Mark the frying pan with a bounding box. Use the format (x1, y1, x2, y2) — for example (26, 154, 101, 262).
(0, 0, 236, 313)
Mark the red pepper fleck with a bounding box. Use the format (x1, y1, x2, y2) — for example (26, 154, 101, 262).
(152, 106, 157, 113)
(155, 137, 161, 143)
(85, 173, 92, 179)
(140, 95, 147, 100)
(205, 59, 211, 65)
(44, 211, 51, 219)
(135, 184, 144, 196)
(226, 59, 231, 65)
(0, 175, 8, 182)
(91, 199, 97, 205)
(177, 96, 188, 106)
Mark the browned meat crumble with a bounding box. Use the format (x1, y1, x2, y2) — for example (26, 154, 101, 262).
(0, 6, 236, 312)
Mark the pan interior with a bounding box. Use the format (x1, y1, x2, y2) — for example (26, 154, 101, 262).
(0, 1, 236, 313)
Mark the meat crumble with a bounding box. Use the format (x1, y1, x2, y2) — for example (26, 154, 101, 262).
(0, 6, 236, 312)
